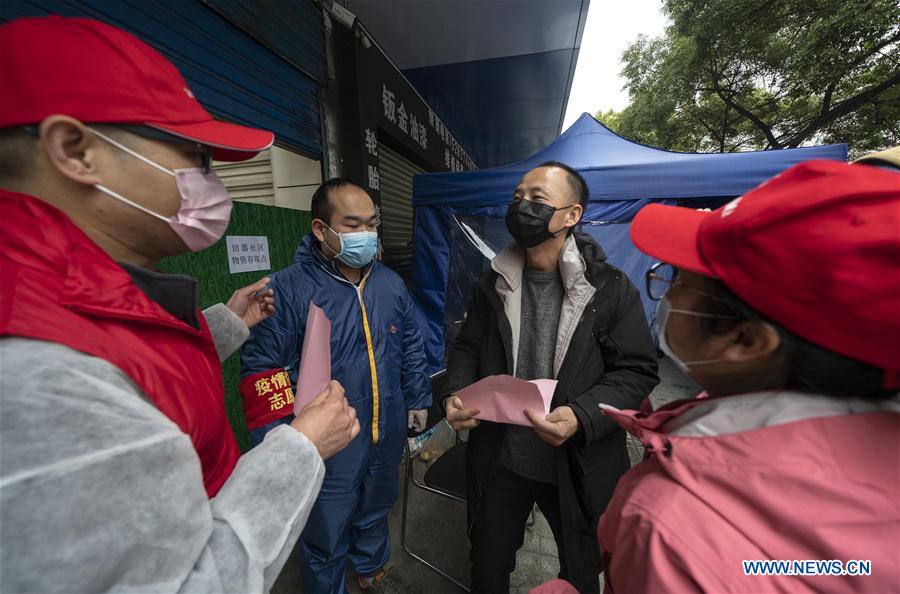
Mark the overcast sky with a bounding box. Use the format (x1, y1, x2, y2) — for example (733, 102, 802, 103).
(562, 0, 667, 130)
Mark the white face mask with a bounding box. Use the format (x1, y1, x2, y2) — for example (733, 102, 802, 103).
(89, 127, 232, 252)
(656, 295, 735, 374)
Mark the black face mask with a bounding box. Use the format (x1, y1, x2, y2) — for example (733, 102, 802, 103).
(505, 199, 576, 248)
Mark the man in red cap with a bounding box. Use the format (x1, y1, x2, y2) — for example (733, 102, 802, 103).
(531, 159, 899, 593)
(0, 16, 359, 593)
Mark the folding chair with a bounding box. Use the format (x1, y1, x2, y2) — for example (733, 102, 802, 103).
(401, 370, 470, 591)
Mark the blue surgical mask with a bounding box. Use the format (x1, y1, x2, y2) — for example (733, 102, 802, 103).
(323, 225, 378, 268)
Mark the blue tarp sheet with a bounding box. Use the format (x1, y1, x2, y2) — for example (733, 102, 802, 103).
(411, 113, 848, 371)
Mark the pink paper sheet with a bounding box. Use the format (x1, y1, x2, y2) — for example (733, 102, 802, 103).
(294, 302, 332, 414)
(455, 375, 557, 426)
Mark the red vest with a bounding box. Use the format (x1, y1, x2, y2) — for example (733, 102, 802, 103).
(0, 190, 239, 497)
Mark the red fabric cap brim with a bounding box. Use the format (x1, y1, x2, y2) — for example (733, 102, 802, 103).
(630, 203, 715, 276)
(149, 120, 274, 162)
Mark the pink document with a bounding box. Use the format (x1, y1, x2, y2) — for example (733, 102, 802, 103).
(294, 301, 332, 414)
(455, 375, 557, 426)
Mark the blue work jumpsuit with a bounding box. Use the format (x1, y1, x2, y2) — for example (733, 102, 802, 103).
(240, 234, 431, 593)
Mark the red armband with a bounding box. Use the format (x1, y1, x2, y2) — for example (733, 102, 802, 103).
(239, 368, 295, 430)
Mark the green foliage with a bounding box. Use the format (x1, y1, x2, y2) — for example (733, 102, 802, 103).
(602, 0, 899, 156)
(158, 202, 311, 451)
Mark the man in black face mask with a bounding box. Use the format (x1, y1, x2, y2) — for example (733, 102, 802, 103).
(442, 161, 659, 593)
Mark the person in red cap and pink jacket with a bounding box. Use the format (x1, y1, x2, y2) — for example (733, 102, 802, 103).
(0, 15, 359, 593)
(531, 159, 899, 593)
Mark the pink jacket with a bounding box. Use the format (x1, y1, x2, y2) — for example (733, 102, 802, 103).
(531, 391, 899, 593)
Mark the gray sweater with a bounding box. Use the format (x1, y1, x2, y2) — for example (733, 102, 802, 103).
(0, 304, 325, 593)
(498, 267, 564, 484)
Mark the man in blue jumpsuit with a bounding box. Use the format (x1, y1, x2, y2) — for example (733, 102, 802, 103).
(240, 178, 431, 593)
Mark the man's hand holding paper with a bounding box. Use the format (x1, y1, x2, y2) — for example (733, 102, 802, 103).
(448, 375, 557, 428)
(524, 406, 579, 446)
(446, 396, 481, 431)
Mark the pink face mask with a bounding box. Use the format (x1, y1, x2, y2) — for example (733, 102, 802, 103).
(89, 127, 232, 252)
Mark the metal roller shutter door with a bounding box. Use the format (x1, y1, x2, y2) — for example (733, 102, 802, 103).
(203, 0, 325, 84)
(0, 0, 323, 158)
(213, 149, 274, 206)
(378, 144, 424, 283)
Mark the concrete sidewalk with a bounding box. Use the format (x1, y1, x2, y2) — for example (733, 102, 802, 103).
(272, 357, 697, 593)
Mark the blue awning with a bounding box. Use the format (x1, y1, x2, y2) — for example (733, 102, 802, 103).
(414, 113, 849, 206)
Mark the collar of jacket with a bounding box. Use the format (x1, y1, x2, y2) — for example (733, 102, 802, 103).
(602, 391, 900, 457)
(119, 262, 200, 329)
(0, 189, 205, 337)
(491, 233, 593, 293)
(489, 232, 608, 378)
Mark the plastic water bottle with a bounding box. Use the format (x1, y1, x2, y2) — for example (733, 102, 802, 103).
(407, 425, 438, 456)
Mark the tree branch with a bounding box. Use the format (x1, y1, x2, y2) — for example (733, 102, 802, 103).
(689, 109, 725, 152)
(820, 80, 837, 118)
(720, 104, 731, 153)
(710, 76, 782, 148)
(786, 69, 900, 147)
(835, 30, 900, 78)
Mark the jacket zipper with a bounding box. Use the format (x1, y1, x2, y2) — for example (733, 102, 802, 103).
(317, 261, 381, 444)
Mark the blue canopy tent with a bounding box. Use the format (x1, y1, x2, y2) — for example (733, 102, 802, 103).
(410, 113, 848, 371)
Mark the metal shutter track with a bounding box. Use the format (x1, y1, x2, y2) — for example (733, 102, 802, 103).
(379, 145, 424, 283)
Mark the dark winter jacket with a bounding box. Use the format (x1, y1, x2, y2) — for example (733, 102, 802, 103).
(444, 232, 659, 591)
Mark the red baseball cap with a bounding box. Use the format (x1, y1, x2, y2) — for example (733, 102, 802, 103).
(0, 16, 273, 161)
(631, 160, 900, 380)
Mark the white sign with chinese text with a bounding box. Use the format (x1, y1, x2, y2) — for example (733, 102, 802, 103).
(226, 235, 271, 274)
